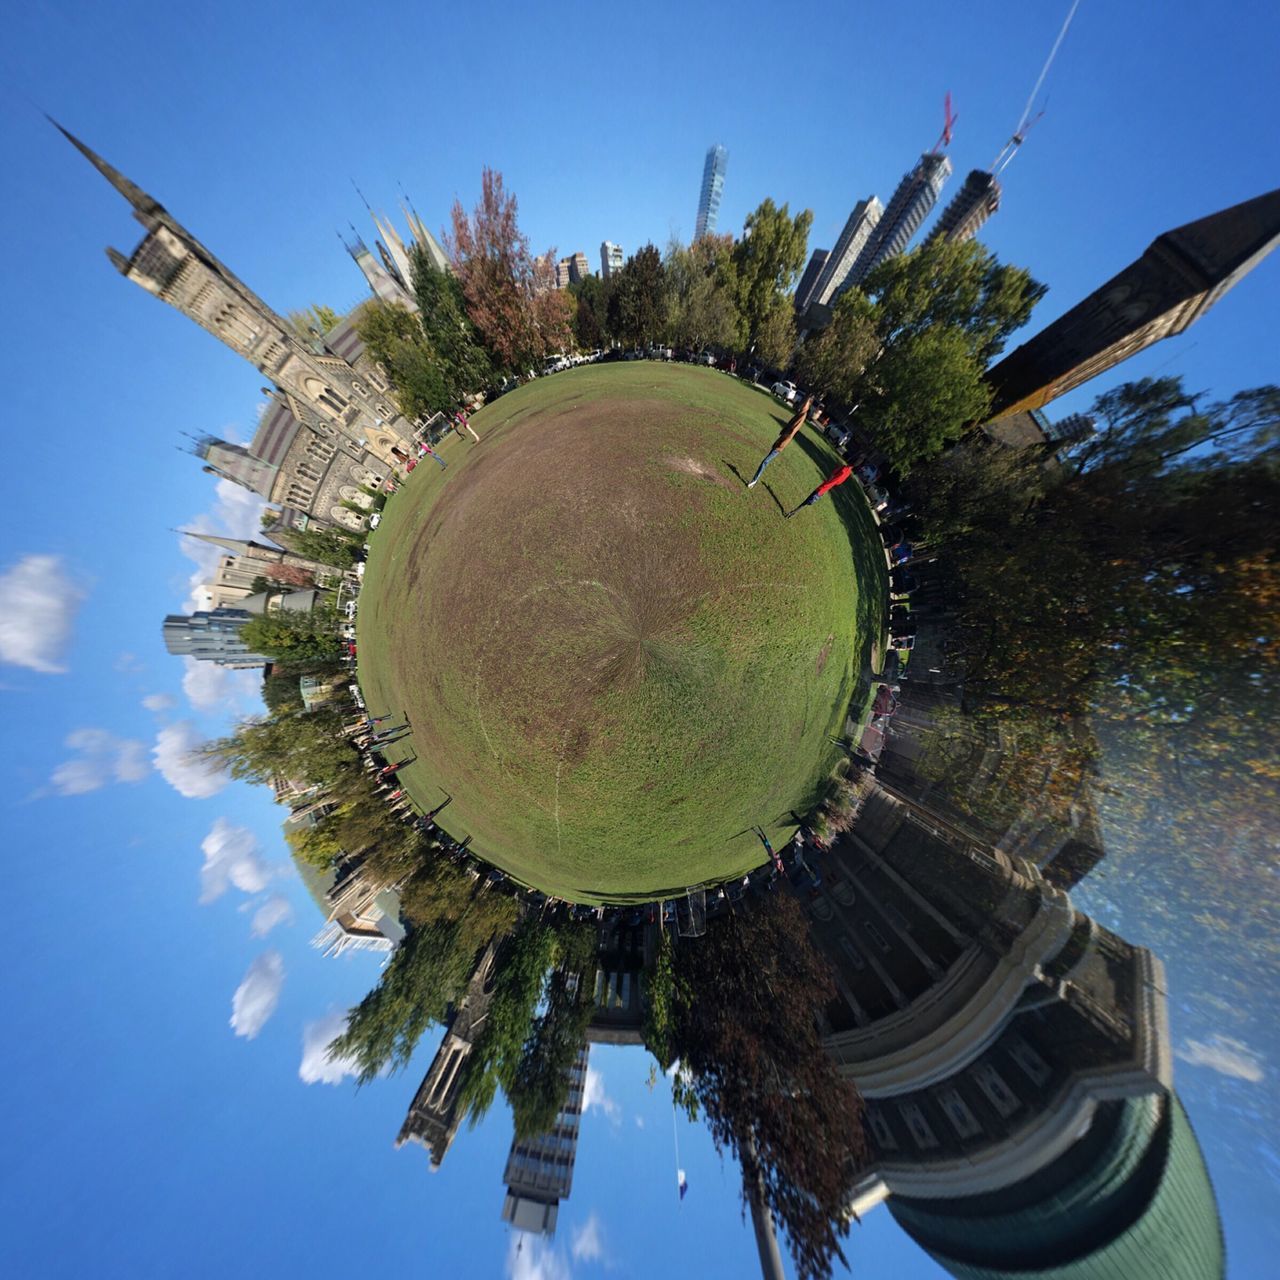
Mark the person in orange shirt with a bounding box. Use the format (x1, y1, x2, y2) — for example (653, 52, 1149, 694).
(746, 394, 813, 488)
(785, 463, 853, 518)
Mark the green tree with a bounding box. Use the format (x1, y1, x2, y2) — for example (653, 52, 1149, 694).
(507, 923, 598, 1139)
(792, 289, 879, 408)
(284, 525, 361, 570)
(857, 325, 992, 474)
(204, 707, 353, 790)
(287, 304, 342, 343)
(410, 244, 493, 400)
(859, 236, 1045, 365)
(732, 198, 813, 356)
(453, 917, 557, 1123)
(664, 235, 743, 351)
(240, 605, 341, 663)
(570, 274, 609, 349)
(356, 300, 448, 420)
(608, 244, 667, 347)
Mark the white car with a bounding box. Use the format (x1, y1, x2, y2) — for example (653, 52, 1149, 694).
(354, 561, 366, 579)
(771, 380, 799, 404)
(369, 512, 382, 529)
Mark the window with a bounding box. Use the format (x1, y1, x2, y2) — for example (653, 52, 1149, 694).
(939, 1088, 982, 1138)
(866, 1107, 897, 1151)
(839, 939, 865, 971)
(1005, 1033, 1051, 1088)
(972, 1062, 1020, 1118)
(898, 1102, 938, 1149)
(865, 922, 891, 953)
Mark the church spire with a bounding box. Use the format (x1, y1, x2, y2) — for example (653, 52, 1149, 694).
(47, 117, 163, 219)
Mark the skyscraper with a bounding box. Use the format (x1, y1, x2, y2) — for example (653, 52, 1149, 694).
(500, 1044, 588, 1236)
(694, 143, 729, 240)
(847, 153, 952, 288)
(794, 249, 830, 313)
(161, 608, 266, 668)
(810, 196, 886, 306)
(927, 168, 1002, 244)
(600, 241, 624, 278)
(985, 186, 1280, 420)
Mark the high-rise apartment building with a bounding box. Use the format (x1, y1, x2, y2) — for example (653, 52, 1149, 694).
(694, 143, 729, 240)
(812, 196, 886, 306)
(986, 186, 1280, 421)
(162, 608, 266, 668)
(927, 168, 1002, 244)
(568, 251, 590, 284)
(794, 249, 830, 313)
(555, 258, 573, 289)
(847, 153, 952, 288)
(500, 1043, 588, 1236)
(600, 241, 624, 278)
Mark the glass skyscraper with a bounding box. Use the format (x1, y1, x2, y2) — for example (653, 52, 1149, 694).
(694, 143, 729, 240)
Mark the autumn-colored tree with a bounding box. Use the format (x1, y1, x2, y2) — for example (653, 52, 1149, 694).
(448, 168, 563, 372)
(670, 896, 867, 1280)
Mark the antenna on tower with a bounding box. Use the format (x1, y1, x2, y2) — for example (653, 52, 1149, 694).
(930, 92, 958, 153)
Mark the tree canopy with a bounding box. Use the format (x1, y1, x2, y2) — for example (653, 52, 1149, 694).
(732, 198, 813, 359)
(240, 604, 341, 663)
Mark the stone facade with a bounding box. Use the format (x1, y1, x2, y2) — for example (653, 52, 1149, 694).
(985, 186, 1280, 421)
(58, 123, 419, 526)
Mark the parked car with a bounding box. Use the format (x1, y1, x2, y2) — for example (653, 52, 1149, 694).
(771, 380, 799, 404)
(368, 512, 382, 529)
(824, 421, 851, 449)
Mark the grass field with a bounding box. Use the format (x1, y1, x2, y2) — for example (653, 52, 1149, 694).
(357, 362, 885, 902)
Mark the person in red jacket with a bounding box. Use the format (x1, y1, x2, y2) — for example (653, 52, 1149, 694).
(785, 463, 853, 518)
(746, 394, 813, 488)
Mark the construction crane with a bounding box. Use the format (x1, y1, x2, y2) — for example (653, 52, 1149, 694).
(930, 92, 958, 154)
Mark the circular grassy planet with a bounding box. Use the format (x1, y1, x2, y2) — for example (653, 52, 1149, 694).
(357, 363, 884, 902)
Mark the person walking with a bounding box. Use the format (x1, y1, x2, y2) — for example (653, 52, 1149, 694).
(785, 463, 854, 518)
(746, 394, 813, 488)
(420, 441, 447, 470)
(454, 411, 480, 444)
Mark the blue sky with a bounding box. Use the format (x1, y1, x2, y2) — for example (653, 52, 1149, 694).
(0, 1, 1276, 1276)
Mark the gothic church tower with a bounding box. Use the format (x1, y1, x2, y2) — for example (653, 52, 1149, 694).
(54, 122, 413, 462)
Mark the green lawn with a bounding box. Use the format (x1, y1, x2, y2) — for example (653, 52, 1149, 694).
(357, 362, 885, 902)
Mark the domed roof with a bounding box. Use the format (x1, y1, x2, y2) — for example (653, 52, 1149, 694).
(888, 1092, 1224, 1280)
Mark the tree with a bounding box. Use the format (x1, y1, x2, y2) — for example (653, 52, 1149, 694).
(410, 243, 493, 400)
(608, 244, 667, 347)
(356, 299, 448, 421)
(664, 235, 743, 352)
(507, 923, 598, 1139)
(448, 169, 563, 372)
(571, 274, 610, 350)
(732, 199, 813, 356)
(453, 917, 557, 1123)
(287, 303, 342, 343)
(670, 896, 867, 1280)
(754, 295, 798, 371)
(859, 236, 1045, 365)
(240, 605, 341, 663)
(792, 289, 879, 409)
(281, 525, 361, 570)
(855, 325, 992, 474)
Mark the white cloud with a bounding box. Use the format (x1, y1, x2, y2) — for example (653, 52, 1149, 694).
(571, 1212, 605, 1263)
(181, 656, 261, 714)
(230, 950, 284, 1040)
(199, 817, 270, 904)
(179, 479, 271, 612)
(298, 1010, 363, 1086)
(250, 894, 294, 938)
(153, 720, 227, 799)
(1176, 1034, 1264, 1083)
(0, 554, 85, 674)
(49, 728, 150, 796)
(506, 1234, 570, 1280)
(142, 692, 177, 712)
(583, 1064, 620, 1125)
(634, 1116, 645, 1129)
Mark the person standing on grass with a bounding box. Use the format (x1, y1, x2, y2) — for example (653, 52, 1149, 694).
(746, 394, 814, 488)
(420, 441, 447, 470)
(785, 463, 854, 518)
(454, 410, 480, 444)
